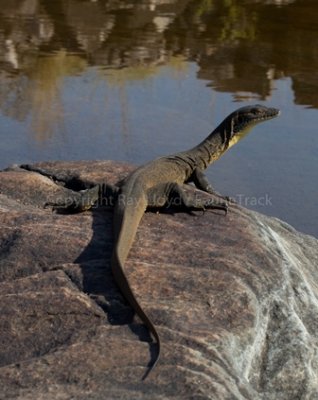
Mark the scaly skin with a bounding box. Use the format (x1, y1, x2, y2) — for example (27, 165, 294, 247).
(41, 104, 280, 380)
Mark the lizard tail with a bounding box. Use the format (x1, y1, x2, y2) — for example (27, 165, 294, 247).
(111, 196, 160, 379)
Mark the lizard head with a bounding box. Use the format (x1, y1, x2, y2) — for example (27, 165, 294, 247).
(226, 104, 280, 149)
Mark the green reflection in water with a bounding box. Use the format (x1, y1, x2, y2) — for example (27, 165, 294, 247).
(29, 50, 87, 140)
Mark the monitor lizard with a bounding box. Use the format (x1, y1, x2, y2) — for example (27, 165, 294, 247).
(33, 104, 280, 380)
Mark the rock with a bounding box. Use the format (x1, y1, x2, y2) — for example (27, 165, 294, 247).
(0, 161, 317, 400)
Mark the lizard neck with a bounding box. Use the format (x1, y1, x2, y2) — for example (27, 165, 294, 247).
(185, 120, 231, 171)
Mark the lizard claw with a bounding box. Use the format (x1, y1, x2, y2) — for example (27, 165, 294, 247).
(44, 201, 67, 210)
(200, 201, 228, 216)
(225, 196, 236, 204)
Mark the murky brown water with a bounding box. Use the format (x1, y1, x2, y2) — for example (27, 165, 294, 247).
(0, 0, 317, 237)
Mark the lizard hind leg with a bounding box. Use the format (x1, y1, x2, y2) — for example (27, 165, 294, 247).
(45, 184, 101, 212)
(46, 183, 119, 213)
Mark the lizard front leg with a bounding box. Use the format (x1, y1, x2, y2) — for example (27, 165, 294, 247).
(147, 183, 227, 213)
(190, 168, 232, 202)
(168, 183, 228, 213)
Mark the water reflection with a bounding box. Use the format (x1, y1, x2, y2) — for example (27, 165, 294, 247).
(1, 1, 318, 117)
(0, 0, 317, 236)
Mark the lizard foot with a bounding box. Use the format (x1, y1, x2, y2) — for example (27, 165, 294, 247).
(45, 185, 100, 213)
(203, 199, 228, 215)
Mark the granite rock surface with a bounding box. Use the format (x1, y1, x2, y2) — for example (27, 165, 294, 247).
(0, 161, 317, 400)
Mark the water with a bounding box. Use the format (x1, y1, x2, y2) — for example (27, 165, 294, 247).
(0, 0, 317, 237)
